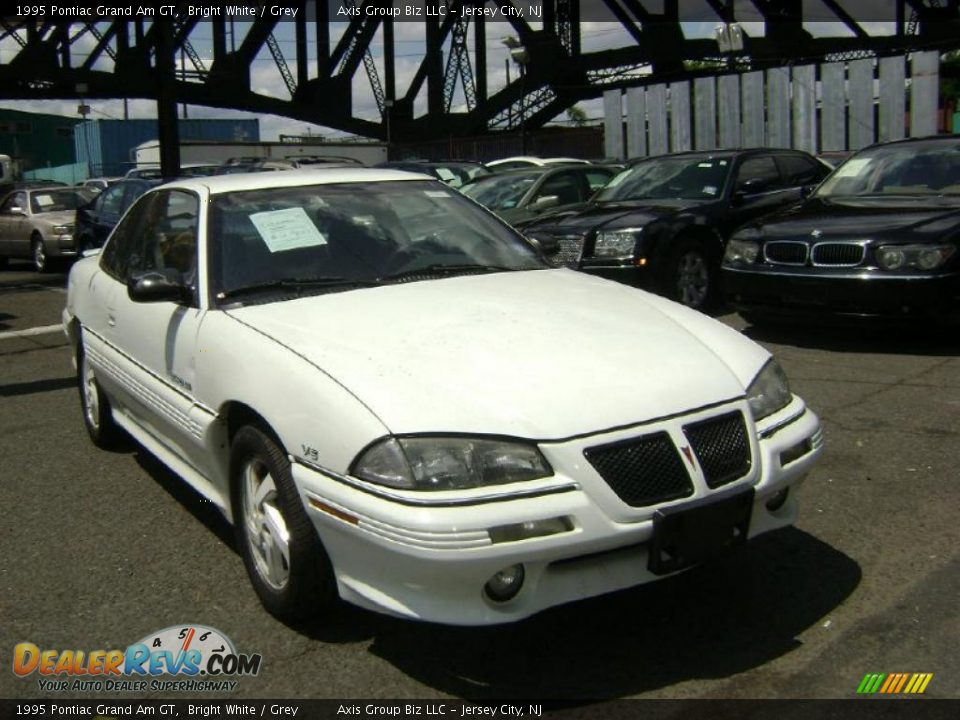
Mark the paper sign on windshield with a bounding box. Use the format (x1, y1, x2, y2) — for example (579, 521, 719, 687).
(249, 207, 327, 252)
(833, 158, 871, 178)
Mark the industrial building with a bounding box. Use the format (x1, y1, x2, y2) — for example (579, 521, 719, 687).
(74, 118, 260, 176)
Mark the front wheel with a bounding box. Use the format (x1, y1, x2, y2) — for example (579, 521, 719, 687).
(32, 236, 49, 273)
(231, 425, 336, 621)
(664, 239, 716, 311)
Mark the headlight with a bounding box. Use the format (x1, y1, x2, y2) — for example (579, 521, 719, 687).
(352, 436, 552, 491)
(53, 225, 74, 235)
(746, 360, 792, 421)
(594, 229, 642, 258)
(724, 238, 761, 265)
(875, 244, 955, 271)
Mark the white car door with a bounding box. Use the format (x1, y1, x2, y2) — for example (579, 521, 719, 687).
(94, 189, 216, 479)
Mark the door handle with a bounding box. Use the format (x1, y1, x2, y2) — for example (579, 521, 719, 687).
(107, 314, 116, 327)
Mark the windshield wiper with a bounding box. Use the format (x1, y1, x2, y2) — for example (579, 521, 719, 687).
(379, 263, 513, 283)
(217, 276, 378, 300)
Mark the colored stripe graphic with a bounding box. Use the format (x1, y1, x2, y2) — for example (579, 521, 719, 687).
(857, 673, 932, 694)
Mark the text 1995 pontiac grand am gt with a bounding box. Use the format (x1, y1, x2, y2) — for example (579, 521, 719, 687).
(63, 168, 823, 625)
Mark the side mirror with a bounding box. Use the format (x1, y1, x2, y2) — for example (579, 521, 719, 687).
(127, 271, 190, 304)
(526, 234, 560, 256)
(531, 195, 560, 211)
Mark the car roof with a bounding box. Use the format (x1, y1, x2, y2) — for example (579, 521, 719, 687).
(156, 167, 431, 195)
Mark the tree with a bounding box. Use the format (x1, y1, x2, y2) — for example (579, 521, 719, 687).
(566, 105, 588, 126)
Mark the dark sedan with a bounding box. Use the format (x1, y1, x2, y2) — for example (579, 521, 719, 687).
(722, 135, 960, 324)
(74, 178, 163, 252)
(462, 165, 617, 226)
(522, 149, 829, 310)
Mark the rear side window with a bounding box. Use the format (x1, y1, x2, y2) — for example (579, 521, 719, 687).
(735, 156, 782, 191)
(777, 154, 827, 186)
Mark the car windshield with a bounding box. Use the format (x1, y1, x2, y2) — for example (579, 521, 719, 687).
(815, 140, 960, 199)
(209, 180, 546, 303)
(29, 189, 87, 214)
(461, 172, 539, 210)
(593, 156, 732, 202)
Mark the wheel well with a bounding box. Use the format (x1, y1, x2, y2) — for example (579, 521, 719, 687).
(676, 228, 724, 260)
(222, 402, 278, 446)
(217, 402, 285, 523)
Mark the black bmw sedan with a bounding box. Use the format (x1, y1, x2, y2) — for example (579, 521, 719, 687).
(722, 135, 960, 324)
(521, 148, 828, 310)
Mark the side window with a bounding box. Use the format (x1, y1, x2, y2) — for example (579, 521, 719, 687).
(777, 154, 827, 186)
(735, 156, 782, 192)
(536, 171, 584, 205)
(131, 190, 200, 294)
(584, 169, 615, 193)
(0, 193, 24, 213)
(100, 193, 153, 280)
(99, 185, 126, 218)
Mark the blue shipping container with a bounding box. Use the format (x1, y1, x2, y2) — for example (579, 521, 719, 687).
(74, 118, 259, 176)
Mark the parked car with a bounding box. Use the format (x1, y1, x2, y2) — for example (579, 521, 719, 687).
(216, 158, 300, 174)
(81, 177, 124, 195)
(375, 159, 490, 188)
(0, 179, 67, 199)
(522, 149, 831, 310)
(723, 135, 960, 324)
(0, 186, 90, 271)
(64, 168, 822, 624)
(125, 167, 164, 179)
(461, 164, 617, 226)
(74, 178, 163, 253)
(486, 156, 592, 172)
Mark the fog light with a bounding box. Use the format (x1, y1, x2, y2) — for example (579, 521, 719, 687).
(488, 517, 573, 544)
(765, 488, 789, 512)
(780, 438, 812, 466)
(484, 564, 525, 603)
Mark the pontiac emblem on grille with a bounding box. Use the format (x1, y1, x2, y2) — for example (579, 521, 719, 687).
(680, 446, 696, 467)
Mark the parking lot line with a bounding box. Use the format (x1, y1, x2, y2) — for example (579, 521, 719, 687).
(0, 324, 63, 341)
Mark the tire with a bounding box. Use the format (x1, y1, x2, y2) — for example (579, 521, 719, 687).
(77, 338, 124, 449)
(32, 235, 49, 273)
(231, 425, 336, 622)
(664, 238, 716, 311)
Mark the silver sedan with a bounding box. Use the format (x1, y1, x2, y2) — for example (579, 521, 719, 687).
(0, 187, 90, 272)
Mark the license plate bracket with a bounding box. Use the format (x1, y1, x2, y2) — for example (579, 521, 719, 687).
(648, 488, 754, 575)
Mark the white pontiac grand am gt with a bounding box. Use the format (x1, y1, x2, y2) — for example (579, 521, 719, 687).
(63, 168, 823, 625)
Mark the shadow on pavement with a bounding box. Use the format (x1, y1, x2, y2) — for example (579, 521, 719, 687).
(301, 527, 861, 699)
(134, 450, 237, 550)
(0, 375, 75, 397)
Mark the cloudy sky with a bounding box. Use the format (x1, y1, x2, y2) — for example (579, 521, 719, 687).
(0, 6, 896, 140)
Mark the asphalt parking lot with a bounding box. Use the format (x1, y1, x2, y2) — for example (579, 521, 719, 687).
(1, 260, 958, 702)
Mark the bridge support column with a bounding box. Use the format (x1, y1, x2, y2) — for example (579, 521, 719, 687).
(156, 19, 180, 179)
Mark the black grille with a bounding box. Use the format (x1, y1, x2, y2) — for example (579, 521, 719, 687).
(584, 432, 693, 507)
(764, 241, 808, 265)
(811, 242, 865, 266)
(683, 411, 751, 489)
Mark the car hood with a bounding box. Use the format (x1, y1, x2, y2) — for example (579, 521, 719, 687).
(524, 199, 709, 234)
(751, 197, 960, 240)
(33, 210, 76, 227)
(225, 270, 763, 439)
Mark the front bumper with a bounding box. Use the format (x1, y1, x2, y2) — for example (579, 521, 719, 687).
(579, 260, 656, 289)
(291, 398, 823, 626)
(723, 265, 960, 322)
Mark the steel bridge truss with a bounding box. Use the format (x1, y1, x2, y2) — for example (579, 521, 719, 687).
(1, 0, 959, 142)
